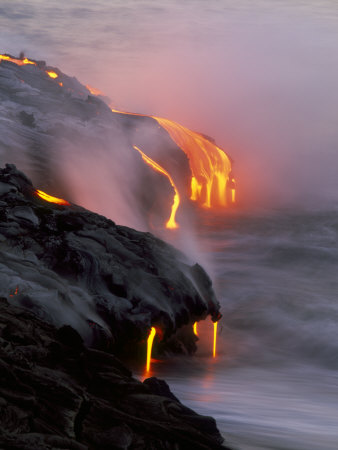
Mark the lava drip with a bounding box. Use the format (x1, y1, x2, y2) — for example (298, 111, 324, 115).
(213, 321, 218, 358)
(146, 327, 156, 372)
(133, 145, 180, 229)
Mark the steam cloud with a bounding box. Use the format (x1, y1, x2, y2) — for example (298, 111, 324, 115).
(2, 1, 338, 210)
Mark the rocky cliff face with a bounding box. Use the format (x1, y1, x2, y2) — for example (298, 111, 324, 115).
(0, 164, 220, 355)
(0, 56, 228, 449)
(0, 55, 190, 230)
(0, 298, 230, 449)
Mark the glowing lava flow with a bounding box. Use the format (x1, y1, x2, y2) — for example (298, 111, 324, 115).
(76, 85, 234, 213)
(111, 108, 233, 208)
(133, 145, 180, 229)
(0, 54, 36, 66)
(86, 84, 104, 96)
(213, 321, 218, 358)
(146, 327, 156, 372)
(193, 322, 198, 336)
(36, 190, 70, 206)
(152, 117, 232, 208)
(46, 70, 58, 79)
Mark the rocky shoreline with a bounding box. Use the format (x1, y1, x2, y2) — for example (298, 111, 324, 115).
(0, 164, 221, 353)
(0, 297, 230, 449)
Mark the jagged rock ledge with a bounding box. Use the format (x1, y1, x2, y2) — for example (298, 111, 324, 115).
(0, 163, 221, 355)
(0, 297, 231, 449)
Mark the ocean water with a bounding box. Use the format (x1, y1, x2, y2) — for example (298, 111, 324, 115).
(153, 209, 338, 449)
(2, 1, 338, 449)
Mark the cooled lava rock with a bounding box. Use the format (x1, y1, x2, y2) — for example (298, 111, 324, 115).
(0, 298, 231, 449)
(0, 164, 221, 355)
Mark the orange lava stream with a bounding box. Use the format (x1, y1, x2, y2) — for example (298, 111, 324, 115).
(110, 107, 143, 117)
(86, 84, 104, 96)
(213, 321, 218, 358)
(231, 178, 236, 203)
(193, 322, 198, 336)
(110, 106, 233, 209)
(46, 70, 58, 79)
(0, 54, 36, 66)
(133, 145, 180, 229)
(152, 117, 232, 208)
(146, 327, 156, 372)
(232, 188, 236, 203)
(36, 190, 70, 206)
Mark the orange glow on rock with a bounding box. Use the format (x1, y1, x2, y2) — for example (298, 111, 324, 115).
(46, 70, 58, 79)
(152, 117, 232, 208)
(146, 327, 156, 372)
(213, 321, 218, 358)
(86, 84, 104, 96)
(36, 189, 70, 206)
(133, 145, 180, 229)
(9, 287, 18, 297)
(193, 322, 198, 336)
(0, 54, 36, 66)
(59, 82, 63, 87)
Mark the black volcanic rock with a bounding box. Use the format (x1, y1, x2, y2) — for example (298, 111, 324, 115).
(0, 164, 221, 355)
(0, 298, 230, 449)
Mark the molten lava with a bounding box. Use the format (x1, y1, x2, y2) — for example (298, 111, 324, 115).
(133, 145, 180, 229)
(111, 105, 234, 212)
(86, 84, 104, 96)
(231, 178, 236, 203)
(213, 321, 218, 358)
(152, 117, 232, 208)
(35, 190, 70, 206)
(111, 106, 233, 208)
(0, 54, 36, 66)
(146, 327, 156, 372)
(46, 70, 58, 79)
(193, 322, 198, 336)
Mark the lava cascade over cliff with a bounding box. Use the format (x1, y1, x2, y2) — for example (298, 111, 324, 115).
(0, 53, 235, 231)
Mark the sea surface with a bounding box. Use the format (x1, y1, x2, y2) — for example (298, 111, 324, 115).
(148, 208, 338, 449)
(1, 1, 338, 449)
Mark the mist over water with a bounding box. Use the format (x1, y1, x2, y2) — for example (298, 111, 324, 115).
(2, 1, 338, 449)
(146, 209, 338, 449)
